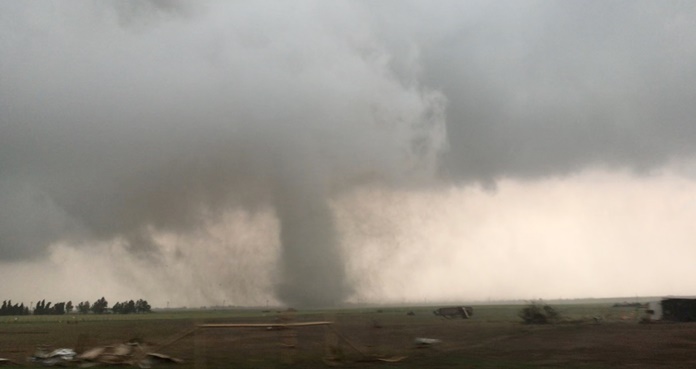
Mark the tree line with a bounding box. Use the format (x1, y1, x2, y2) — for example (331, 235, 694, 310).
(0, 300, 30, 316)
(1, 297, 152, 316)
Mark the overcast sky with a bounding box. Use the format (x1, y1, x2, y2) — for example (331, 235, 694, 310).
(2, 0, 696, 307)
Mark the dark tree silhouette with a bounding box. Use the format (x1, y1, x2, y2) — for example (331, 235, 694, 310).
(78, 301, 90, 314)
(91, 297, 108, 314)
(136, 299, 151, 313)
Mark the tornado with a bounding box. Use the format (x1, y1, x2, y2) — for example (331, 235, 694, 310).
(273, 184, 349, 307)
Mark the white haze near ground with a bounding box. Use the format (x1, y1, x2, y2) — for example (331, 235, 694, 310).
(2, 1, 696, 307)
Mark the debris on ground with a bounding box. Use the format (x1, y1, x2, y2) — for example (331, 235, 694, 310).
(354, 355, 409, 363)
(0, 358, 22, 366)
(137, 353, 182, 368)
(25, 342, 181, 367)
(433, 306, 473, 319)
(28, 347, 77, 366)
(377, 355, 408, 363)
(77, 342, 181, 367)
(415, 337, 441, 347)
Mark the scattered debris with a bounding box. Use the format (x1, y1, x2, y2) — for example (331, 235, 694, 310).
(27, 342, 182, 367)
(76, 342, 181, 367)
(519, 302, 560, 324)
(29, 347, 76, 366)
(415, 337, 441, 347)
(0, 358, 21, 366)
(356, 355, 408, 363)
(433, 306, 473, 319)
(139, 353, 183, 368)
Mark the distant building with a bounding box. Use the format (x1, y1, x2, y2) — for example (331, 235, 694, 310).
(646, 298, 696, 322)
(661, 298, 696, 322)
(646, 301, 663, 321)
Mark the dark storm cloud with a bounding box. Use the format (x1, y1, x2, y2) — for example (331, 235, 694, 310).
(0, 1, 445, 305)
(412, 1, 696, 182)
(2, 0, 696, 305)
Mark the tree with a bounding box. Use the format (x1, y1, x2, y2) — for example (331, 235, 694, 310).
(136, 299, 151, 313)
(54, 302, 66, 315)
(0, 300, 29, 316)
(66, 301, 73, 314)
(34, 300, 45, 315)
(78, 301, 90, 314)
(124, 300, 136, 314)
(112, 302, 123, 314)
(91, 297, 108, 314)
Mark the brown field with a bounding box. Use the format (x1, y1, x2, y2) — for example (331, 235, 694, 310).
(2, 304, 696, 368)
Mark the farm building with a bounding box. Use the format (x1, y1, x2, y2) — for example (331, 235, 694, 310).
(645, 298, 696, 322)
(661, 298, 696, 322)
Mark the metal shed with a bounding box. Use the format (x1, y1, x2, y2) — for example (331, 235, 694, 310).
(660, 298, 696, 322)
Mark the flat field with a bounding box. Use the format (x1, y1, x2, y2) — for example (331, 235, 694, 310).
(1, 304, 696, 368)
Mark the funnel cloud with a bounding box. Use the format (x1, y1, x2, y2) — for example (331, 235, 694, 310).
(273, 168, 349, 307)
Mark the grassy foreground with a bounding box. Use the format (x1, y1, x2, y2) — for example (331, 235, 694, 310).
(0, 303, 684, 369)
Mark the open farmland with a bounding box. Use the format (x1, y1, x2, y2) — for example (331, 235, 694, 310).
(1, 304, 696, 368)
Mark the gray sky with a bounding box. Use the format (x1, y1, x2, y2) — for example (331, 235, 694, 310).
(2, 1, 696, 307)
